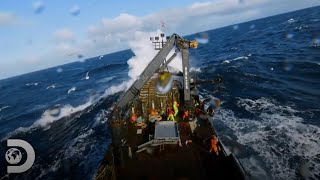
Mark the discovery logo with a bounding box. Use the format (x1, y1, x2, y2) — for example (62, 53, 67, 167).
(4, 139, 35, 173)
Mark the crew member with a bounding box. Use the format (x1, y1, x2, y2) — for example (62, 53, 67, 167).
(209, 135, 219, 155)
(193, 98, 199, 107)
(131, 113, 137, 123)
(173, 101, 179, 117)
(167, 108, 175, 121)
(182, 110, 189, 120)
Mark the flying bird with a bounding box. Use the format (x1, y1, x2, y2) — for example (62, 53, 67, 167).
(68, 87, 76, 94)
(82, 72, 90, 80)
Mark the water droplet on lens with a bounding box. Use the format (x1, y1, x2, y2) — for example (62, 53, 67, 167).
(57, 67, 63, 73)
(282, 60, 293, 71)
(312, 38, 320, 46)
(233, 25, 239, 30)
(32, 1, 45, 14)
(69, 5, 80, 16)
(299, 161, 312, 179)
(195, 32, 209, 44)
(286, 33, 294, 39)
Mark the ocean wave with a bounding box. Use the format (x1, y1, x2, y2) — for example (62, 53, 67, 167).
(64, 128, 94, 158)
(27, 97, 114, 180)
(34, 101, 93, 127)
(91, 63, 127, 74)
(35, 127, 107, 180)
(26, 82, 40, 86)
(236, 97, 297, 114)
(92, 107, 112, 128)
(190, 67, 202, 72)
(103, 80, 131, 97)
(222, 56, 249, 64)
(2, 98, 96, 141)
(214, 97, 320, 179)
(96, 76, 116, 84)
(0, 106, 10, 112)
(2, 81, 122, 141)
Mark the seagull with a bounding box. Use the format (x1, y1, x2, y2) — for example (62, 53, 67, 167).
(46, 84, 56, 89)
(68, 87, 76, 94)
(82, 71, 90, 80)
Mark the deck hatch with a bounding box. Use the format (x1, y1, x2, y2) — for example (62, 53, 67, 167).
(154, 121, 179, 139)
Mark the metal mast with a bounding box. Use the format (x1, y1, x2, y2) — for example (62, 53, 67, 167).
(115, 33, 198, 113)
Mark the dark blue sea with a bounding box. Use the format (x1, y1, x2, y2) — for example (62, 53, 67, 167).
(0, 6, 319, 180)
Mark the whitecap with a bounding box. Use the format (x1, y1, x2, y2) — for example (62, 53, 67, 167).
(26, 82, 39, 86)
(223, 60, 230, 64)
(233, 56, 248, 61)
(101, 31, 176, 98)
(288, 18, 295, 24)
(190, 67, 202, 72)
(35, 99, 94, 128)
(103, 81, 130, 97)
(214, 97, 320, 179)
(64, 128, 94, 158)
(0, 106, 10, 112)
(222, 56, 248, 64)
(2, 98, 96, 141)
(92, 108, 112, 128)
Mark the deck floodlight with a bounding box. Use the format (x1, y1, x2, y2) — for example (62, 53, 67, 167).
(160, 33, 165, 37)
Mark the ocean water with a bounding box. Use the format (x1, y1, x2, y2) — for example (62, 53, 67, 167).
(0, 6, 319, 180)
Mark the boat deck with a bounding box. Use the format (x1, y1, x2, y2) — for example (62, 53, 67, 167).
(114, 117, 245, 180)
(94, 78, 247, 180)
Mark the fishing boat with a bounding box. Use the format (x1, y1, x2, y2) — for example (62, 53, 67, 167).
(94, 33, 248, 180)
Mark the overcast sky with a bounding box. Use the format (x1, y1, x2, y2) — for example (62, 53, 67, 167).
(0, 0, 319, 79)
